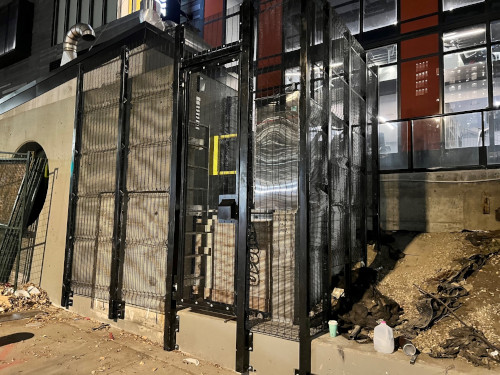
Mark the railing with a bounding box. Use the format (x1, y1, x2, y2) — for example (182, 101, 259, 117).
(379, 108, 500, 172)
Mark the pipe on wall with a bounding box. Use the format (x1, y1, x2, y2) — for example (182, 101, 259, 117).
(60, 23, 96, 66)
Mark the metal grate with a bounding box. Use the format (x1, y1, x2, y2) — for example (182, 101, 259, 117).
(0, 153, 47, 285)
(366, 67, 379, 234)
(121, 45, 174, 311)
(71, 57, 121, 300)
(249, 90, 300, 340)
(0, 152, 29, 283)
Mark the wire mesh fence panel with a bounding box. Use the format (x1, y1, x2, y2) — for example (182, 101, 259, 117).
(71, 58, 121, 300)
(366, 67, 379, 232)
(350, 89, 367, 265)
(121, 45, 174, 311)
(308, 3, 330, 331)
(0, 153, 47, 286)
(0, 153, 29, 282)
(330, 26, 350, 275)
(248, 90, 299, 340)
(180, 60, 240, 310)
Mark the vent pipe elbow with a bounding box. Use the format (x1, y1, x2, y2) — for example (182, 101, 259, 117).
(60, 23, 96, 66)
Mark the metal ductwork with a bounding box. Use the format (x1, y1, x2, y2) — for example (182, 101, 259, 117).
(60, 23, 96, 66)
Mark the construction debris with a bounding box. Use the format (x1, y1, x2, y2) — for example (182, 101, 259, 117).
(369, 230, 500, 368)
(183, 358, 200, 366)
(0, 283, 51, 313)
(333, 268, 403, 341)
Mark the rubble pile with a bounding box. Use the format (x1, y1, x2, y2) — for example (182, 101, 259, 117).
(0, 283, 51, 313)
(332, 268, 403, 341)
(430, 326, 500, 367)
(363, 230, 500, 368)
(411, 250, 499, 333)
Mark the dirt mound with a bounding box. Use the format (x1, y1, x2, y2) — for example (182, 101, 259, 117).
(370, 231, 500, 368)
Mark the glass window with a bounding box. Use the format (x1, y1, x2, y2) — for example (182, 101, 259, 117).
(492, 20, 500, 43)
(55, 0, 117, 45)
(93, 0, 103, 28)
(444, 112, 482, 148)
(412, 118, 442, 169)
(378, 65, 398, 121)
(332, 1, 360, 35)
(56, 0, 67, 44)
(105, 0, 117, 23)
(226, 0, 244, 9)
(363, 0, 397, 32)
(484, 110, 500, 164)
(443, 0, 484, 12)
(366, 44, 397, 66)
(492, 45, 500, 106)
(80, 0, 90, 24)
(159, 0, 167, 16)
(443, 47, 488, 113)
(413, 113, 482, 168)
(225, 13, 240, 44)
(443, 25, 486, 52)
(68, 0, 78, 30)
(379, 121, 409, 170)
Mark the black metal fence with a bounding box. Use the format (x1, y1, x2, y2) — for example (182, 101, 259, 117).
(62, 32, 177, 318)
(61, 1, 378, 374)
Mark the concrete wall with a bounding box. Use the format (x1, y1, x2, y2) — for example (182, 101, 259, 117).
(380, 169, 500, 232)
(0, 79, 76, 304)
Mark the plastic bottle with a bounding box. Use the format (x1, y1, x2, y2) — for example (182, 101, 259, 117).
(373, 321, 394, 354)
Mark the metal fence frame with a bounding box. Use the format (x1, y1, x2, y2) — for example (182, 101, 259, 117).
(0, 151, 48, 287)
(59, 2, 379, 374)
(0, 151, 31, 285)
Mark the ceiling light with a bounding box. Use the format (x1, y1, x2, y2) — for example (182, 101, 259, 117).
(443, 28, 485, 41)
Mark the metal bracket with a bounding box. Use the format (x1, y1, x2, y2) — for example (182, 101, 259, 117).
(64, 290, 74, 308)
(110, 300, 126, 319)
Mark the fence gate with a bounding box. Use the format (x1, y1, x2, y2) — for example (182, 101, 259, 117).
(178, 59, 241, 312)
(165, 2, 254, 371)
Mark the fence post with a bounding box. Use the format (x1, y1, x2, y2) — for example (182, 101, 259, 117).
(235, 0, 254, 372)
(164, 24, 185, 352)
(61, 64, 84, 308)
(109, 46, 131, 321)
(296, 0, 313, 373)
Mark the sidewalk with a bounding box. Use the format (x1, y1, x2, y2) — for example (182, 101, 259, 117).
(0, 307, 235, 375)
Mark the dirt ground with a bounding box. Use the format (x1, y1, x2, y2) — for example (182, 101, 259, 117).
(1, 231, 499, 374)
(0, 307, 234, 374)
(368, 230, 500, 369)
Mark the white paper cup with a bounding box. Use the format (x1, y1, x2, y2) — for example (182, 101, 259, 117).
(328, 320, 338, 338)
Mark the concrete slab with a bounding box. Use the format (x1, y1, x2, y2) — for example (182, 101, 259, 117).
(177, 308, 237, 370)
(250, 333, 299, 375)
(312, 333, 492, 375)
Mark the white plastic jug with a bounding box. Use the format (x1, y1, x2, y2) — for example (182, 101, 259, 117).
(373, 321, 394, 354)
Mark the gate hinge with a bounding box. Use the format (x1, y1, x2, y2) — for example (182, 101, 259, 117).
(248, 331, 253, 351)
(175, 315, 180, 332)
(110, 300, 126, 320)
(63, 290, 74, 308)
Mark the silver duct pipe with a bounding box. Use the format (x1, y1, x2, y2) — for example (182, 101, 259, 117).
(60, 23, 96, 66)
